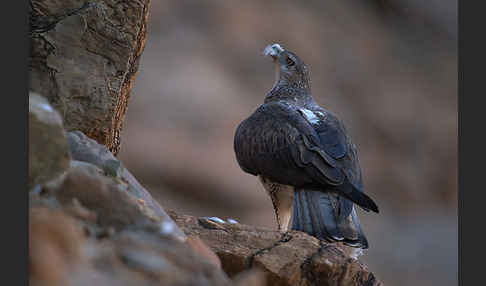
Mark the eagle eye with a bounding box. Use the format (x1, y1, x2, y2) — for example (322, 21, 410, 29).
(286, 57, 295, 67)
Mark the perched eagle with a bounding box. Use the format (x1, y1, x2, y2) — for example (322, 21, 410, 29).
(234, 43, 379, 249)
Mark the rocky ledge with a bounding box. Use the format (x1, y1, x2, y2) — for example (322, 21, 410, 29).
(171, 213, 382, 286)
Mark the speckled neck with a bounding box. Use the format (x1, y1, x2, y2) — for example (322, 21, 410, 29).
(265, 84, 315, 108)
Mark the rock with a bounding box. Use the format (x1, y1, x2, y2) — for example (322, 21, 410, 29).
(29, 92, 71, 190)
(67, 131, 119, 170)
(29, 156, 234, 285)
(187, 236, 223, 269)
(65, 130, 186, 241)
(52, 161, 182, 243)
(170, 212, 383, 286)
(231, 269, 267, 286)
(56, 163, 153, 230)
(29, 206, 233, 286)
(98, 230, 231, 286)
(29, 0, 151, 154)
(29, 207, 86, 286)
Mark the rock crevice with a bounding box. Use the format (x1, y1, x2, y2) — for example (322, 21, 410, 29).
(248, 232, 293, 268)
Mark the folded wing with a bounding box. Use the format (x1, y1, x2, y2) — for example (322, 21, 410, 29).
(234, 101, 378, 213)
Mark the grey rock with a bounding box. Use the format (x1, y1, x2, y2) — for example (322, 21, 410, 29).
(66, 130, 187, 242)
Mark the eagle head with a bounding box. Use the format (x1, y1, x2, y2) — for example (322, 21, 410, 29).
(263, 43, 311, 90)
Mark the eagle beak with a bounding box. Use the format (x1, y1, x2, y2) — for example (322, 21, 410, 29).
(263, 43, 284, 61)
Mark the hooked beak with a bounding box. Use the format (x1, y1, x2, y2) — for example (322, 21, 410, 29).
(263, 43, 284, 61)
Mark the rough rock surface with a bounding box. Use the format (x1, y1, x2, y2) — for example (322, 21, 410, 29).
(29, 0, 150, 154)
(29, 205, 235, 286)
(29, 92, 71, 189)
(65, 130, 187, 242)
(171, 213, 383, 286)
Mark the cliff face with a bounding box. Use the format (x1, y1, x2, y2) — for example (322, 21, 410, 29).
(29, 0, 150, 154)
(28, 92, 382, 285)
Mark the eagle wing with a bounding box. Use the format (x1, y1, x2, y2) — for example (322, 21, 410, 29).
(302, 107, 364, 192)
(234, 101, 378, 213)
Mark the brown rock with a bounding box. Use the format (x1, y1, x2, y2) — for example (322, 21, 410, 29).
(175, 214, 284, 278)
(29, 0, 151, 154)
(231, 269, 267, 286)
(170, 212, 383, 286)
(29, 92, 71, 189)
(62, 197, 98, 224)
(29, 207, 85, 286)
(187, 236, 223, 269)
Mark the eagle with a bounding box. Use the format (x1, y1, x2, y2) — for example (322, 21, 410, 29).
(234, 43, 379, 249)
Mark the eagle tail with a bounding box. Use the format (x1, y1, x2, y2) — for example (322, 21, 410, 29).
(291, 188, 369, 249)
(337, 179, 379, 213)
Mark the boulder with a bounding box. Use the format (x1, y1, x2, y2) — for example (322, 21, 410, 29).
(29, 92, 71, 189)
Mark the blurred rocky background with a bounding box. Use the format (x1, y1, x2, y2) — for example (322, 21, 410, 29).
(118, 1, 457, 286)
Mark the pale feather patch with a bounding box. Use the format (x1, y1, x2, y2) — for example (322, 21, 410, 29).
(300, 108, 320, 124)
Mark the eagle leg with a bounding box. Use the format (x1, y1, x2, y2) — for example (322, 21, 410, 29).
(258, 176, 294, 232)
